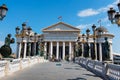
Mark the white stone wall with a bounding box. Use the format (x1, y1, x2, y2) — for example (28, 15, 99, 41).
(44, 32, 78, 41)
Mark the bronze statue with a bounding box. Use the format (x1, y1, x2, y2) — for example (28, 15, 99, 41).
(104, 37, 110, 60)
(5, 34, 14, 46)
(84, 43, 89, 57)
(0, 34, 15, 58)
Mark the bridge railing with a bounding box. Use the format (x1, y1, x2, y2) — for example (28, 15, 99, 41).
(75, 57, 120, 80)
(107, 63, 120, 80)
(0, 61, 7, 78)
(0, 56, 48, 78)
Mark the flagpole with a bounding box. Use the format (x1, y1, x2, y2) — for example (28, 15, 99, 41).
(58, 16, 62, 22)
(98, 20, 101, 26)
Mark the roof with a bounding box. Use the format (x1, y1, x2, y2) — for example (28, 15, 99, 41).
(96, 26, 108, 32)
(42, 22, 80, 32)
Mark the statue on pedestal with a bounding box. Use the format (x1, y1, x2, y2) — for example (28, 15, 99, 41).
(84, 43, 89, 57)
(104, 37, 110, 60)
(0, 34, 15, 58)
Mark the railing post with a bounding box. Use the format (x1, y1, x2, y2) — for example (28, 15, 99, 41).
(5, 61, 9, 75)
(104, 63, 109, 79)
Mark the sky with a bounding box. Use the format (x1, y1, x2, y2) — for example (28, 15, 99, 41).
(0, 0, 120, 53)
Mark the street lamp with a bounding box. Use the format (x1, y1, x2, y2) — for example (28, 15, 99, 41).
(92, 24, 97, 60)
(75, 37, 80, 57)
(86, 28, 90, 43)
(82, 33, 85, 57)
(107, 2, 120, 26)
(82, 33, 85, 43)
(33, 32, 37, 56)
(39, 38, 44, 57)
(15, 23, 28, 58)
(0, 4, 8, 20)
(15, 26, 20, 34)
(86, 29, 90, 58)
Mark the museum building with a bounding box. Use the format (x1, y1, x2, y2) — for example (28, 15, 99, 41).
(15, 22, 114, 61)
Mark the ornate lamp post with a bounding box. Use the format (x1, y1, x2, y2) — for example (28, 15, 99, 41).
(82, 33, 85, 57)
(39, 38, 44, 57)
(75, 37, 80, 57)
(86, 29, 90, 58)
(0, 4, 8, 20)
(107, 2, 120, 26)
(86, 29, 90, 43)
(92, 24, 97, 60)
(15, 23, 27, 58)
(15, 26, 20, 34)
(82, 33, 85, 42)
(33, 32, 37, 56)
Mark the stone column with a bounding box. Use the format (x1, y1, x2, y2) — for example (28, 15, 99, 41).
(18, 43, 22, 58)
(69, 42, 72, 61)
(56, 42, 59, 59)
(88, 43, 91, 58)
(50, 42, 53, 59)
(63, 42, 65, 60)
(81, 43, 84, 57)
(23, 42, 27, 58)
(44, 42, 47, 59)
(16, 43, 19, 58)
(34, 42, 36, 55)
(110, 43, 113, 61)
(95, 43, 97, 60)
(29, 43, 31, 57)
(99, 43, 102, 61)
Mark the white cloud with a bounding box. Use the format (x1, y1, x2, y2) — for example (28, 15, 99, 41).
(78, 9, 99, 17)
(76, 24, 92, 29)
(78, 0, 119, 17)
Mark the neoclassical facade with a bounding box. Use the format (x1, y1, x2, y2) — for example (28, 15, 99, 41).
(16, 22, 114, 61)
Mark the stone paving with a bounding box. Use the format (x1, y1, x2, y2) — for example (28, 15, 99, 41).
(1, 61, 102, 80)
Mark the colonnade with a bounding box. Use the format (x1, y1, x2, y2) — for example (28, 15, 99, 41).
(44, 41, 74, 60)
(16, 42, 37, 58)
(16, 41, 113, 61)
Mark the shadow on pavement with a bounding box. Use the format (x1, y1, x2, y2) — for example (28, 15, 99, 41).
(67, 77, 87, 80)
(64, 67, 87, 71)
(82, 73, 99, 77)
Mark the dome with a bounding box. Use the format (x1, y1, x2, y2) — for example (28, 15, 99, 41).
(96, 26, 108, 32)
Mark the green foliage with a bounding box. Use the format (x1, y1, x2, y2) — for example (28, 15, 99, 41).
(0, 45, 12, 58)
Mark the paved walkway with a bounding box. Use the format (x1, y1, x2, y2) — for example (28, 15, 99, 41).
(2, 61, 102, 80)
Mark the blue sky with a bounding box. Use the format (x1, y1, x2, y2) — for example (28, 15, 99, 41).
(0, 0, 120, 53)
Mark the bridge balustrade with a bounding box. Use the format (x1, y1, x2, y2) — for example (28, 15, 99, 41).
(0, 56, 48, 78)
(21, 58, 30, 69)
(107, 64, 120, 80)
(0, 61, 7, 78)
(8, 59, 21, 74)
(75, 57, 120, 80)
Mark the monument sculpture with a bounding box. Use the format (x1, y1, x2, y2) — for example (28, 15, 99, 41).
(0, 34, 15, 58)
(104, 37, 110, 60)
(84, 43, 89, 57)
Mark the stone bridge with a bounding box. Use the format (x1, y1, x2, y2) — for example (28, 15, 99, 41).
(0, 57, 120, 80)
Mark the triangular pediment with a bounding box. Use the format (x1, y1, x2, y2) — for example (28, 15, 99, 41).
(42, 22, 80, 32)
